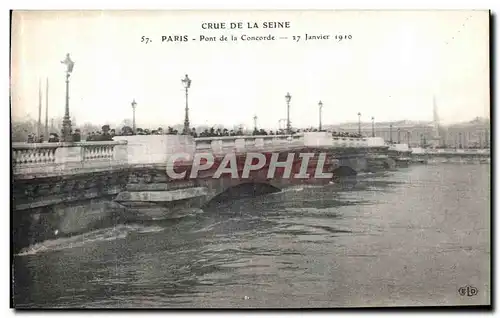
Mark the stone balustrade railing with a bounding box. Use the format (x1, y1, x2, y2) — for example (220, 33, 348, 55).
(388, 143, 411, 153)
(194, 135, 387, 154)
(194, 134, 304, 154)
(13, 143, 59, 166)
(12, 140, 128, 177)
(82, 143, 116, 160)
(332, 136, 367, 148)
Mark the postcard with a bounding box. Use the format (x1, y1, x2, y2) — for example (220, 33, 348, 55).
(10, 10, 490, 308)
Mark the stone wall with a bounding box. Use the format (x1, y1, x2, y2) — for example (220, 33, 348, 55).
(12, 168, 130, 252)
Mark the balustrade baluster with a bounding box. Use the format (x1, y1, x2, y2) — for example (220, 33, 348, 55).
(22, 150, 28, 164)
(29, 149, 34, 163)
(21, 150, 28, 164)
(38, 150, 45, 163)
(38, 150, 44, 163)
(49, 148, 55, 162)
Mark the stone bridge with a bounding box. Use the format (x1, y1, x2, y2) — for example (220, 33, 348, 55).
(12, 132, 391, 252)
(410, 147, 490, 164)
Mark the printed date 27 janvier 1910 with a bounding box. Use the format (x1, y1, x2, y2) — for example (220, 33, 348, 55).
(141, 34, 353, 44)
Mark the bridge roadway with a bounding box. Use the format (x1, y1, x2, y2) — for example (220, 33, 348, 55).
(12, 132, 391, 252)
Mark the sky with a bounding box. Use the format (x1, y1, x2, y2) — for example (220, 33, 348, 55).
(11, 10, 490, 130)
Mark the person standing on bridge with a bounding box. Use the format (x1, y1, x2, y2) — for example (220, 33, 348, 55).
(72, 129, 81, 142)
(100, 125, 113, 141)
(48, 133, 59, 143)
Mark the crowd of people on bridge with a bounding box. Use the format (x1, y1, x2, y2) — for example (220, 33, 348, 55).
(198, 127, 243, 137)
(332, 131, 363, 138)
(26, 132, 68, 143)
(26, 133, 44, 143)
(24, 124, 367, 144)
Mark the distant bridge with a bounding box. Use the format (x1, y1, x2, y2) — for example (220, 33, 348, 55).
(410, 147, 490, 164)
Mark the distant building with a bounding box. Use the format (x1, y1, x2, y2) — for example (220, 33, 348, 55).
(327, 117, 489, 148)
(327, 96, 489, 148)
(443, 117, 490, 148)
(328, 120, 435, 147)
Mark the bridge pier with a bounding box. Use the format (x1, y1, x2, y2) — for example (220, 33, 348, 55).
(13, 193, 130, 252)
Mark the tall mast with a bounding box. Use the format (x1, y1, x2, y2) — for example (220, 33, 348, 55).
(44, 77, 49, 138)
(37, 78, 42, 137)
(432, 95, 440, 139)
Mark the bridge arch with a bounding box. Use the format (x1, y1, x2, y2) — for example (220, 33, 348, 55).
(203, 181, 281, 208)
(332, 165, 357, 177)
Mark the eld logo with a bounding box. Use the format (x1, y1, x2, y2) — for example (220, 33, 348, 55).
(458, 285, 478, 297)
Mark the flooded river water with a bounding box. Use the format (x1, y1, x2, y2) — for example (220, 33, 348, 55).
(12, 164, 490, 308)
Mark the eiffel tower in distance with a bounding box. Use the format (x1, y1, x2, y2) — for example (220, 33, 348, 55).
(430, 95, 442, 148)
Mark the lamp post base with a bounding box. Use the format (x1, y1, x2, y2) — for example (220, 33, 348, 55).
(183, 118, 190, 135)
(61, 118, 72, 142)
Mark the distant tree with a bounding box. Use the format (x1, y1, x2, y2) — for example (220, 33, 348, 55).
(81, 122, 102, 136)
(11, 120, 36, 142)
(121, 119, 133, 128)
(121, 126, 133, 135)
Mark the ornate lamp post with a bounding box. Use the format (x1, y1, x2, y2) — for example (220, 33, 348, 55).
(182, 74, 192, 135)
(318, 101, 323, 131)
(389, 123, 393, 143)
(131, 99, 137, 134)
(357, 112, 361, 135)
(285, 92, 292, 134)
(397, 128, 401, 143)
(61, 53, 74, 142)
(253, 115, 258, 131)
(371, 116, 375, 137)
